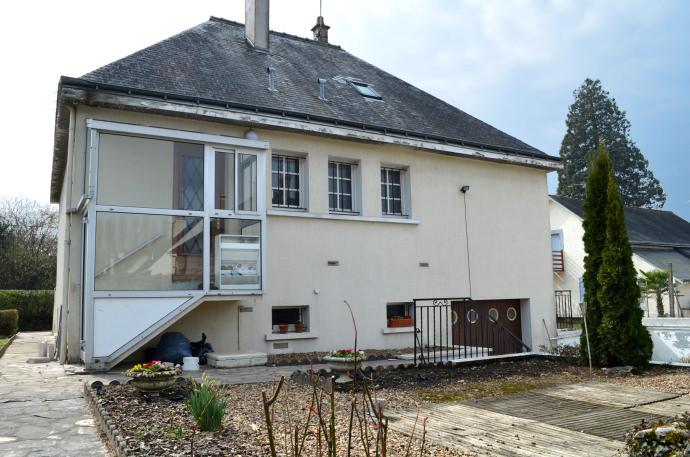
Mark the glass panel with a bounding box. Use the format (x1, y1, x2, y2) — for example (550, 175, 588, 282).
(237, 153, 257, 212)
(341, 164, 351, 179)
(391, 185, 401, 199)
(272, 189, 283, 205)
(328, 177, 336, 193)
(328, 194, 336, 210)
(286, 158, 299, 173)
(210, 218, 261, 290)
(340, 179, 351, 195)
(381, 183, 388, 199)
(287, 174, 299, 190)
(328, 162, 336, 178)
(342, 195, 352, 211)
(271, 173, 281, 188)
(95, 212, 203, 290)
(381, 199, 387, 213)
(392, 199, 402, 215)
(215, 151, 235, 211)
(389, 169, 401, 184)
(98, 134, 204, 210)
(287, 190, 299, 207)
(272, 308, 301, 326)
(272, 156, 282, 172)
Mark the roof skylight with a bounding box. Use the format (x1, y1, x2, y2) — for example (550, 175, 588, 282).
(351, 81, 381, 99)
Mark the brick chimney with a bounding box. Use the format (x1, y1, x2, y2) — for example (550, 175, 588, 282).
(245, 0, 270, 51)
(311, 16, 330, 44)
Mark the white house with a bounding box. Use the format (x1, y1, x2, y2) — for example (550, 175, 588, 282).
(550, 195, 690, 319)
(50, 1, 561, 370)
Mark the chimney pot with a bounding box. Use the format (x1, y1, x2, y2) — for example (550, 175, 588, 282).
(245, 0, 270, 51)
(311, 16, 330, 44)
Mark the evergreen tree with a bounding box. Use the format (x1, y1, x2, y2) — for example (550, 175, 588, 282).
(597, 167, 653, 366)
(579, 144, 611, 363)
(557, 79, 665, 209)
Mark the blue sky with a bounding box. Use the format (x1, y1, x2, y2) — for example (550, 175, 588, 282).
(1, 0, 688, 218)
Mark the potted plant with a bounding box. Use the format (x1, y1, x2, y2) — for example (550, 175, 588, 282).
(125, 361, 181, 395)
(388, 315, 413, 328)
(278, 323, 290, 334)
(295, 320, 305, 333)
(322, 349, 366, 382)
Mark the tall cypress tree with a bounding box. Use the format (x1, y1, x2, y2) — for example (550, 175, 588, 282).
(580, 144, 611, 363)
(597, 167, 653, 366)
(557, 79, 665, 209)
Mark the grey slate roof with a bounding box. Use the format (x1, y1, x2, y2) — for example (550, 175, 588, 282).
(634, 248, 690, 281)
(75, 17, 553, 160)
(550, 195, 690, 247)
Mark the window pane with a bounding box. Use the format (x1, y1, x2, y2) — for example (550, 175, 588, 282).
(272, 308, 301, 326)
(287, 174, 299, 190)
(328, 162, 336, 178)
(381, 199, 387, 213)
(342, 195, 352, 211)
(272, 189, 283, 205)
(381, 183, 388, 199)
(328, 177, 336, 193)
(340, 164, 351, 179)
(287, 190, 299, 207)
(272, 156, 282, 172)
(95, 212, 203, 291)
(341, 179, 352, 195)
(392, 199, 402, 215)
(98, 134, 204, 211)
(391, 185, 401, 199)
(389, 169, 401, 184)
(286, 158, 299, 173)
(381, 168, 387, 182)
(271, 173, 281, 188)
(237, 154, 257, 212)
(211, 218, 261, 290)
(328, 194, 336, 210)
(215, 151, 235, 211)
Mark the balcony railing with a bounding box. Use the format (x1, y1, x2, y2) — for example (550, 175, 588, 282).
(552, 250, 564, 272)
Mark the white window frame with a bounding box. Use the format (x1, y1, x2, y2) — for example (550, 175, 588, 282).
(328, 160, 360, 214)
(271, 154, 306, 209)
(381, 166, 410, 217)
(84, 119, 268, 296)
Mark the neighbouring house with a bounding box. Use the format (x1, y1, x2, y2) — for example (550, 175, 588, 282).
(550, 195, 690, 322)
(51, 0, 561, 370)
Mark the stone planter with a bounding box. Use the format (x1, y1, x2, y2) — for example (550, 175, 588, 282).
(323, 355, 366, 383)
(127, 372, 178, 395)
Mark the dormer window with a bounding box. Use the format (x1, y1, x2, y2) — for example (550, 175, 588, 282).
(351, 81, 381, 99)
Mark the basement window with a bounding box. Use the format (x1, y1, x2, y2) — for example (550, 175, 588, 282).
(351, 81, 381, 99)
(272, 306, 309, 333)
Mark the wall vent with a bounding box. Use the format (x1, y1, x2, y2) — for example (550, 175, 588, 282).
(419, 262, 430, 267)
(273, 342, 289, 349)
(327, 260, 340, 266)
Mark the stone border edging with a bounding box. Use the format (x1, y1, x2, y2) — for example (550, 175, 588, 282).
(84, 381, 129, 457)
(0, 333, 17, 359)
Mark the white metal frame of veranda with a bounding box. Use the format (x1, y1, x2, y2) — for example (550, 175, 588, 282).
(79, 119, 269, 369)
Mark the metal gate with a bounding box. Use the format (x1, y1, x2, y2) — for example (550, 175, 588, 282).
(413, 297, 530, 365)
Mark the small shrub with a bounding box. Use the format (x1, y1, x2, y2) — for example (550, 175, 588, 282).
(0, 309, 19, 336)
(0, 290, 53, 331)
(540, 343, 581, 363)
(186, 374, 227, 432)
(624, 413, 690, 456)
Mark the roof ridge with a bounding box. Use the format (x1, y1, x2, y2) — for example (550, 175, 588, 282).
(209, 16, 342, 49)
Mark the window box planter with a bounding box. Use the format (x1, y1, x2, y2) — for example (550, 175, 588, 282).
(388, 316, 413, 328)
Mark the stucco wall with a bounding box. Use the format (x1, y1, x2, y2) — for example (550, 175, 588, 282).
(58, 106, 556, 359)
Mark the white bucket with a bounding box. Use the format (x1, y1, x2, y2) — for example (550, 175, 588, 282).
(183, 356, 200, 372)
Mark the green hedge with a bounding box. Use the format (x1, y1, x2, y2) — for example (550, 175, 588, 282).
(0, 290, 54, 331)
(0, 309, 19, 336)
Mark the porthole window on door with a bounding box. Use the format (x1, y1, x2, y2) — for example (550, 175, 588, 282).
(467, 309, 479, 324)
(506, 306, 518, 321)
(488, 308, 499, 321)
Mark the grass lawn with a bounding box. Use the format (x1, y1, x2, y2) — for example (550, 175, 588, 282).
(0, 338, 8, 347)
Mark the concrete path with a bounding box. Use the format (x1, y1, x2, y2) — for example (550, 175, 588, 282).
(0, 332, 108, 457)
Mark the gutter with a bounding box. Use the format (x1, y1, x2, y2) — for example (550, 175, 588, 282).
(58, 76, 559, 162)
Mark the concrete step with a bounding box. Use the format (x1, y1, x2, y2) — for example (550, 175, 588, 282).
(207, 351, 267, 368)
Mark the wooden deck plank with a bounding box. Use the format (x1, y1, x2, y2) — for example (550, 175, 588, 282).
(386, 382, 684, 456)
(389, 403, 622, 456)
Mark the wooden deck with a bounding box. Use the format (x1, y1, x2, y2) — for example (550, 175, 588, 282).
(387, 382, 687, 456)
